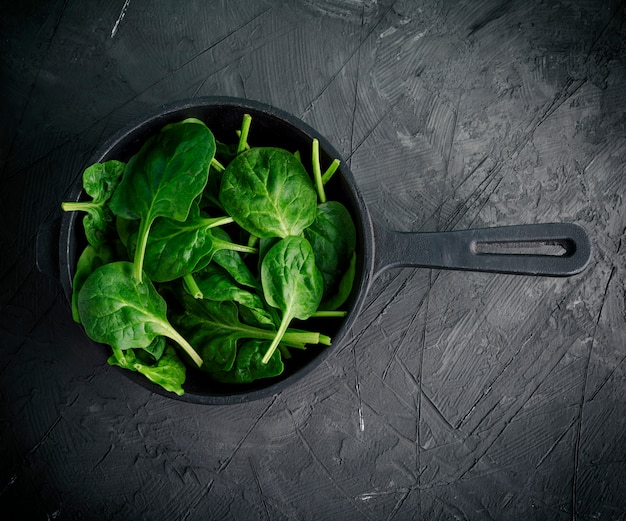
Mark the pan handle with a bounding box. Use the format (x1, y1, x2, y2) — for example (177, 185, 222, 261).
(372, 222, 592, 277)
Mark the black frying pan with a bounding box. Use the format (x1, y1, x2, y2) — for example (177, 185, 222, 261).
(55, 97, 592, 404)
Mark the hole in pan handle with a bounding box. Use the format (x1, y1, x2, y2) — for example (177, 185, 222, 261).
(373, 222, 592, 277)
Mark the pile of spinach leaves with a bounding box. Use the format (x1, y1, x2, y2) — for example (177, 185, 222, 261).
(62, 115, 356, 396)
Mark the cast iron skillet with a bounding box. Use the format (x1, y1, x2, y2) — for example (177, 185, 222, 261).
(56, 96, 592, 404)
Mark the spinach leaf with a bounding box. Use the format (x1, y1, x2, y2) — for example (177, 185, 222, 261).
(304, 201, 356, 297)
(319, 251, 357, 311)
(260, 236, 324, 364)
(109, 119, 216, 281)
(77, 261, 203, 367)
(211, 228, 262, 290)
(62, 160, 126, 247)
(108, 345, 186, 396)
(115, 216, 137, 251)
(209, 340, 283, 384)
(193, 263, 274, 327)
(173, 306, 239, 372)
(70, 243, 116, 323)
(219, 147, 317, 238)
(140, 208, 255, 283)
(140, 336, 167, 361)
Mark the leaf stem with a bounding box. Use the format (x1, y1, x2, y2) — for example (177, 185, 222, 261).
(183, 273, 204, 299)
(237, 114, 252, 154)
(262, 311, 293, 364)
(321, 159, 341, 185)
(165, 327, 203, 367)
(201, 216, 234, 229)
(61, 201, 96, 212)
(229, 243, 258, 255)
(311, 310, 348, 318)
(247, 234, 259, 249)
(211, 158, 226, 173)
(133, 218, 153, 282)
(312, 139, 326, 203)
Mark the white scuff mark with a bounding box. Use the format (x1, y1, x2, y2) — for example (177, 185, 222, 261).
(357, 491, 380, 501)
(397, 129, 419, 150)
(353, 347, 365, 432)
(358, 398, 365, 432)
(355, 372, 365, 432)
(111, 0, 131, 38)
(411, 29, 427, 42)
(380, 26, 398, 39)
(356, 487, 408, 502)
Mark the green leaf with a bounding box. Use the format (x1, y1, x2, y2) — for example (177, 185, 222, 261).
(70, 243, 116, 323)
(109, 119, 216, 281)
(62, 160, 126, 247)
(193, 263, 274, 327)
(174, 308, 239, 372)
(141, 210, 254, 283)
(319, 251, 357, 311)
(142, 335, 166, 361)
(260, 236, 324, 363)
(211, 228, 262, 290)
(219, 147, 317, 238)
(108, 345, 186, 396)
(77, 261, 203, 367)
(209, 340, 284, 384)
(304, 201, 356, 297)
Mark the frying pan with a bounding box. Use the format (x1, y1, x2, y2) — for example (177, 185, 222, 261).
(54, 97, 592, 404)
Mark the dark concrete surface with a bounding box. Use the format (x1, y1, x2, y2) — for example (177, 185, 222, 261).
(1, 0, 625, 519)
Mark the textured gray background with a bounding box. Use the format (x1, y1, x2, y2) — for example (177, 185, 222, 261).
(1, 0, 625, 519)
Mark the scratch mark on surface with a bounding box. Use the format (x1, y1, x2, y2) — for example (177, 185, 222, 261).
(589, 353, 626, 401)
(294, 423, 373, 520)
(348, 5, 366, 167)
(467, 0, 515, 37)
(301, 0, 399, 119)
(249, 458, 271, 521)
(110, 0, 131, 38)
(92, 444, 114, 471)
(218, 395, 277, 474)
(199, 395, 278, 506)
(381, 288, 428, 380)
(374, 372, 415, 413)
(535, 416, 577, 469)
(353, 345, 365, 432)
(175, 6, 274, 73)
(346, 96, 404, 162)
(443, 93, 461, 178)
(572, 265, 616, 518)
(27, 416, 62, 457)
(386, 487, 411, 521)
(337, 269, 421, 356)
(0, 473, 18, 498)
(414, 270, 433, 520)
(585, 0, 626, 59)
(343, 383, 417, 446)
